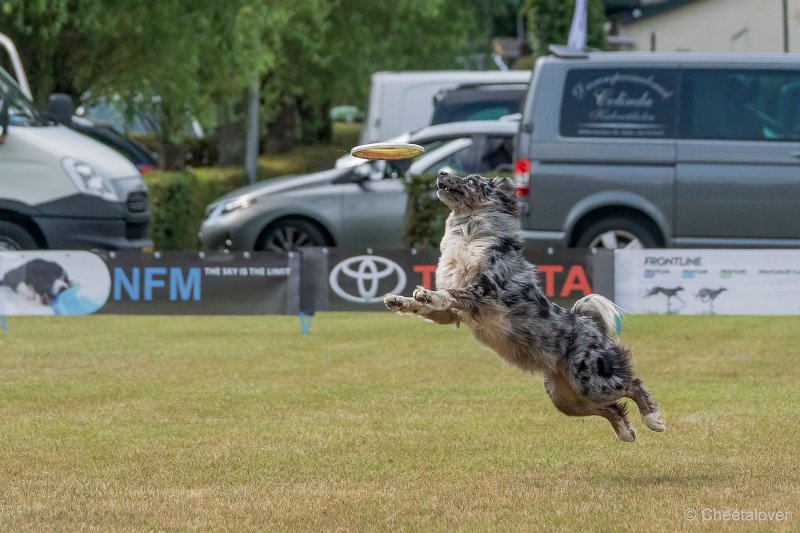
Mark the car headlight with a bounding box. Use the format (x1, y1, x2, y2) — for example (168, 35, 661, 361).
(61, 157, 120, 202)
(205, 196, 255, 220)
(222, 196, 254, 214)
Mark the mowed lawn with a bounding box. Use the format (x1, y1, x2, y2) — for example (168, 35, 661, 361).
(1, 313, 798, 531)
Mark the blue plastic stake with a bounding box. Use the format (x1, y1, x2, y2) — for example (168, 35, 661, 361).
(0, 288, 7, 334)
(299, 312, 313, 336)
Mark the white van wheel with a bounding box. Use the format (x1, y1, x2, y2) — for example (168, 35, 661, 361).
(0, 221, 38, 251)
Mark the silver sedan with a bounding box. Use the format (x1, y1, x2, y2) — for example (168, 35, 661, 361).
(199, 120, 517, 251)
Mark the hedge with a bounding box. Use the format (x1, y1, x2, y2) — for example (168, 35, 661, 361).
(144, 168, 247, 250)
(403, 172, 516, 248)
(403, 172, 449, 248)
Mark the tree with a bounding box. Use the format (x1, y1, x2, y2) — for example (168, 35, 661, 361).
(260, 0, 484, 153)
(1, 1, 491, 168)
(525, 0, 606, 59)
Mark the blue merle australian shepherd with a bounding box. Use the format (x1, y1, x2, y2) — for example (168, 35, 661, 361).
(384, 171, 664, 442)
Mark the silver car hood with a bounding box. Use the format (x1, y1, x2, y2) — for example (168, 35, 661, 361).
(209, 167, 353, 207)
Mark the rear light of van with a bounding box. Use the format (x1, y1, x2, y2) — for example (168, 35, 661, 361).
(514, 158, 530, 197)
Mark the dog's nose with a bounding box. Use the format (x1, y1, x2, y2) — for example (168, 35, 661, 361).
(438, 170, 449, 178)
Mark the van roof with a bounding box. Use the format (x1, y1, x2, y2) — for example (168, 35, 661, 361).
(371, 70, 531, 81)
(544, 50, 800, 66)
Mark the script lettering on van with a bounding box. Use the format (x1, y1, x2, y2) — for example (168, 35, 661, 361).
(561, 69, 677, 138)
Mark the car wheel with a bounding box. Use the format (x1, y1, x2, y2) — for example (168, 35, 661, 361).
(0, 221, 39, 251)
(255, 218, 329, 252)
(574, 216, 661, 250)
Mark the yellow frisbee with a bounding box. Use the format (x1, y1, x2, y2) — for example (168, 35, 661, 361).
(350, 142, 425, 160)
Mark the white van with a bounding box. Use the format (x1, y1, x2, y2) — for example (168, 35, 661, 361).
(0, 36, 151, 251)
(360, 70, 530, 143)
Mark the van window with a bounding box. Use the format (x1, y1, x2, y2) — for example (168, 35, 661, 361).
(681, 69, 800, 141)
(560, 68, 678, 138)
(0, 68, 47, 127)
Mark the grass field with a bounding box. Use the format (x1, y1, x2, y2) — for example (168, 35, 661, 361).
(1, 313, 798, 531)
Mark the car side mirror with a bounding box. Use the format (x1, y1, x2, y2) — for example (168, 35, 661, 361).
(0, 96, 8, 144)
(353, 160, 386, 181)
(48, 93, 74, 126)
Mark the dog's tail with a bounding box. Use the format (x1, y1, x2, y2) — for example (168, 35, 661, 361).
(571, 294, 624, 340)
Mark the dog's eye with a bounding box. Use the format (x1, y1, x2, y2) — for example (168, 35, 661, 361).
(467, 178, 476, 187)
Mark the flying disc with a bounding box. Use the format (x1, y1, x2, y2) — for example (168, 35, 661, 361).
(51, 286, 101, 316)
(350, 142, 425, 160)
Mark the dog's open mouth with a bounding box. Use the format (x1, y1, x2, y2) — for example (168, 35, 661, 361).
(437, 181, 462, 195)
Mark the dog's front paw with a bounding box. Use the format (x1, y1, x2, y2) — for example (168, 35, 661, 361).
(412, 286, 434, 304)
(384, 294, 405, 311)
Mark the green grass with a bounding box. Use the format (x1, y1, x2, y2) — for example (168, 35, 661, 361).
(1, 314, 798, 530)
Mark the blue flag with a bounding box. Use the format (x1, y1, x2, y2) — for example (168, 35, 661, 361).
(567, 0, 588, 51)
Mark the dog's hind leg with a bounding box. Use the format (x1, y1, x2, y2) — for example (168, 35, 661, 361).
(597, 402, 636, 442)
(544, 373, 636, 442)
(626, 378, 665, 432)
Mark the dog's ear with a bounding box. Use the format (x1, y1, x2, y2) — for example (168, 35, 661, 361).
(491, 177, 516, 196)
(490, 177, 520, 216)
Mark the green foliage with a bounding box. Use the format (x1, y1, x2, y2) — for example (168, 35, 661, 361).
(403, 172, 449, 248)
(525, 0, 607, 59)
(0, 1, 492, 166)
(144, 168, 246, 250)
(144, 171, 197, 251)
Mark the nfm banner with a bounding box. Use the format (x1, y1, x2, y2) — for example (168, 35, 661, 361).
(615, 249, 800, 315)
(0, 251, 296, 316)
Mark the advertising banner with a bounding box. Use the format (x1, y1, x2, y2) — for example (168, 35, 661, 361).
(326, 248, 612, 312)
(0, 251, 296, 316)
(101, 252, 295, 315)
(615, 249, 800, 315)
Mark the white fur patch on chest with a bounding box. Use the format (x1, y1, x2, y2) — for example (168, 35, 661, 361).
(435, 227, 490, 291)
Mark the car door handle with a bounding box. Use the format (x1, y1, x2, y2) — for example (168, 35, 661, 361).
(790, 150, 800, 159)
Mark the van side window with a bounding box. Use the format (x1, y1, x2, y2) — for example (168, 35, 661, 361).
(681, 69, 800, 141)
(560, 68, 678, 138)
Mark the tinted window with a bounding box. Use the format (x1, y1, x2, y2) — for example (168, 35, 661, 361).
(560, 68, 678, 138)
(0, 68, 47, 127)
(431, 89, 525, 125)
(475, 136, 514, 173)
(681, 69, 800, 141)
(429, 145, 474, 174)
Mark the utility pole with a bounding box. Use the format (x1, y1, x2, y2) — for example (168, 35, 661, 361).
(783, 0, 789, 53)
(245, 79, 259, 184)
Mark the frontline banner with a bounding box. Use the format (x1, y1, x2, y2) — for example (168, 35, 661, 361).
(615, 249, 800, 315)
(0, 251, 296, 316)
(326, 248, 613, 312)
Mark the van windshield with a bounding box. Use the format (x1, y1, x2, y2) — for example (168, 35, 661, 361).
(0, 68, 48, 127)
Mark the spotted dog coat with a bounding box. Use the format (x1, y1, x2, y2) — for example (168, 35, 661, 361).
(384, 171, 665, 442)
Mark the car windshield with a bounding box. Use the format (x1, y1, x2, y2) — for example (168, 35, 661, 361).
(0, 68, 48, 127)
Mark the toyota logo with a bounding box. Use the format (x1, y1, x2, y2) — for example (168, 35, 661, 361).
(329, 255, 407, 303)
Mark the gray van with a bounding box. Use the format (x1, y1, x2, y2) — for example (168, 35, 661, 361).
(514, 47, 800, 249)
